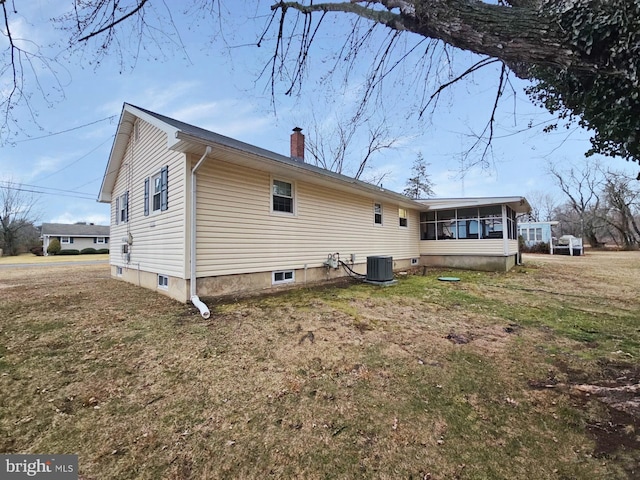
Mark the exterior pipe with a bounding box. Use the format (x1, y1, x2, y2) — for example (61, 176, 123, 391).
(190, 146, 212, 319)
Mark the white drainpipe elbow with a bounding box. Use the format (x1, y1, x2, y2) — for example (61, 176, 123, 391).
(190, 146, 213, 320)
(191, 295, 210, 319)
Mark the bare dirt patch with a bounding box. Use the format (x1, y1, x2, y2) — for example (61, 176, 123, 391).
(1, 253, 639, 479)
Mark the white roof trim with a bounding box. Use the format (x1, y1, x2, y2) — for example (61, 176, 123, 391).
(419, 196, 531, 213)
(98, 104, 181, 203)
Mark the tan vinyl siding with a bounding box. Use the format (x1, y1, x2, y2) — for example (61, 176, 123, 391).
(420, 239, 507, 256)
(507, 239, 519, 255)
(109, 119, 187, 278)
(195, 158, 419, 277)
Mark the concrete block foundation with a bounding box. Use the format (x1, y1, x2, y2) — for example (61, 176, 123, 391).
(421, 254, 517, 272)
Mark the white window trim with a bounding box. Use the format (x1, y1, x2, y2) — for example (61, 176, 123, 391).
(398, 208, 408, 228)
(374, 202, 383, 226)
(151, 172, 162, 214)
(61, 237, 71, 244)
(96, 237, 106, 244)
(157, 274, 169, 290)
(119, 192, 128, 223)
(270, 176, 297, 216)
(272, 270, 295, 285)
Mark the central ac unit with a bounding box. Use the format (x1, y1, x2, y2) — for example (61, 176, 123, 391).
(366, 256, 394, 283)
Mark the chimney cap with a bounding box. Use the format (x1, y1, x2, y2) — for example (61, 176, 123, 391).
(292, 126, 302, 133)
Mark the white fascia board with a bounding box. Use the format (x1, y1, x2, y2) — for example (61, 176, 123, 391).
(98, 104, 181, 203)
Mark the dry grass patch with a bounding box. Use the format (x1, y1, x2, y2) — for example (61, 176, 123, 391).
(1, 253, 639, 479)
(0, 253, 109, 265)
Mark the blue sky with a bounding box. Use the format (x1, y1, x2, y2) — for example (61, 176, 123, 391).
(1, 1, 636, 225)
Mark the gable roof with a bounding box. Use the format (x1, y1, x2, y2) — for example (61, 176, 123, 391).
(41, 223, 110, 237)
(98, 104, 532, 214)
(98, 103, 424, 208)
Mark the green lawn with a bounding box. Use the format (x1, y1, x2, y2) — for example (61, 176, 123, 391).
(0, 251, 638, 479)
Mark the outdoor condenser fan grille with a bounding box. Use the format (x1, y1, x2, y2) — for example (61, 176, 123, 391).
(366, 256, 393, 283)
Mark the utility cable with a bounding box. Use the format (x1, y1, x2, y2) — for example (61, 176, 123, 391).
(0, 183, 96, 200)
(9, 116, 118, 144)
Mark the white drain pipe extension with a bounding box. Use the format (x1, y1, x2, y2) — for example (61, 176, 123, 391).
(190, 146, 212, 319)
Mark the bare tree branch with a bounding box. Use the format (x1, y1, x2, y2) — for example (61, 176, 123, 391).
(77, 0, 149, 42)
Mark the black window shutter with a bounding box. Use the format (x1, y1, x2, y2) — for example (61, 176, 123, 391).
(70, 237, 74, 244)
(144, 177, 150, 216)
(160, 166, 168, 211)
(124, 191, 129, 222)
(94, 237, 97, 244)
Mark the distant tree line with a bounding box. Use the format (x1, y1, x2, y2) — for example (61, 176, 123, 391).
(527, 162, 640, 250)
(0, 181, 40, 256)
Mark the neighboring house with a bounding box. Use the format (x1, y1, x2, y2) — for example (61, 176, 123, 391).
(518, 221, 559, 248)
(41, 223, 110, 255)
(98, 103, 530, 317)
(518, 221, 585, 255)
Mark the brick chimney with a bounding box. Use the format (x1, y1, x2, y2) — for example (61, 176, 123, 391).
(290, 127, 305, 163)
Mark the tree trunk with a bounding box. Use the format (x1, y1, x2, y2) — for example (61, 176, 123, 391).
(278, 0, 599, 74)
(409, 1, 575, 72)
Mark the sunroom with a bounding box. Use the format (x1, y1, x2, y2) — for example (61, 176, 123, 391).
(417, 197, 531, 272)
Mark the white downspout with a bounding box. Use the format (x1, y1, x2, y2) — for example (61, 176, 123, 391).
(190, 146, 212, 319)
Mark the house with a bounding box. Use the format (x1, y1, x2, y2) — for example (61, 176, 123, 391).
(98, 104, 530, 317)
(41, 223, 110, 255)
(518, 221, 559, 250)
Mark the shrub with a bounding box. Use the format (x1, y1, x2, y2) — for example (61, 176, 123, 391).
(58, 249, 80, 255)
(30, 246, 44, 256)
(47, 238, 61, 255)
(521, 242, 550, 254)
(81, 248, 97, 255)
(96, 248, 109, 254)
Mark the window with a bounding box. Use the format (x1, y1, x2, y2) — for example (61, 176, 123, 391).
(374, 203, 383, 225)
(116, 266, 123, 276)
(528, 227, 542, 242)
(144, 166, 168, 216)
(506, 206, 517, 240)
(518, 227, 527, 241)
(95, 237, 106, 244)
(480, 206, 503, 239)
(152, 173, 162, 211)
(61, 236, 72, 244)
(158, 274, 169, 289)
(399, 208, 408, 227)
(272, 270, 294, 285)
(272, 179, 294, 214)
(420, 210, 455, 240)
(420, 206, 510, 240)
(116, 191, 129, 224)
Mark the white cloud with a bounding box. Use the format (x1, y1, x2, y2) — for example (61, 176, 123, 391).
(30, 156, 63, 179)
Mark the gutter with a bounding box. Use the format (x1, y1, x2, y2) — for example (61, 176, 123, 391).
(190, 146, 212, 319)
